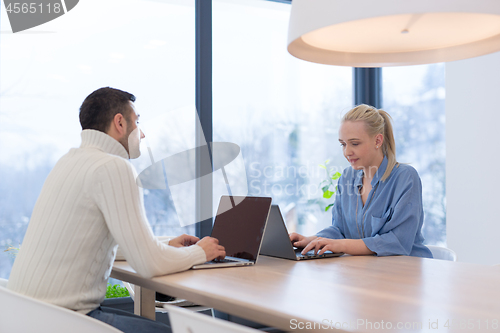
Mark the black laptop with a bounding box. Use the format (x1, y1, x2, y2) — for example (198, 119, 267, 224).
(260, 205, 343, 260)
(192, 195, 272, 269)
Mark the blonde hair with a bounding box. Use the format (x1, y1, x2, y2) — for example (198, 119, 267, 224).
(342, 104, 397, 182)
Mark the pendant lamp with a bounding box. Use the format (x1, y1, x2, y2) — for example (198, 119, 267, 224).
(288, 0, 500, 67)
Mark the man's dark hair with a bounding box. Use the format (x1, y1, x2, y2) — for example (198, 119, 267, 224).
(79, 87, 136, 132)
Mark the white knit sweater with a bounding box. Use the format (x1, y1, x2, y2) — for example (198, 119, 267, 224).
(7, 130, 206, 314)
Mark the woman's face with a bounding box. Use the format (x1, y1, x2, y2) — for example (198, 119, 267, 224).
(338, 120, 382, 171)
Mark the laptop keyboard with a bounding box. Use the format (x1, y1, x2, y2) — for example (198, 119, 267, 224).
(206, 258, 238, 264)
(296, 249, 330, 258)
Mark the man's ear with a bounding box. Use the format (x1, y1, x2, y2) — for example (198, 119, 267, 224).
(111, 113, 127, 136)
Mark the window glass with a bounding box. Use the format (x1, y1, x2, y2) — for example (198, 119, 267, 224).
(213, 0, 353, 236)
(383, 64, 446, 245)
(0, 0, 195, 279)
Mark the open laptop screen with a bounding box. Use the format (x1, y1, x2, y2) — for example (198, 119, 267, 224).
(210, 196, 272, 261)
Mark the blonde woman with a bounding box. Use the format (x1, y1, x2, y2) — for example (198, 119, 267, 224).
(290, 105, 432, 258)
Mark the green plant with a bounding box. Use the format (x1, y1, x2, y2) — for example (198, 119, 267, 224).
(105, 283, 130, 298)
(319, 160, 341, 212)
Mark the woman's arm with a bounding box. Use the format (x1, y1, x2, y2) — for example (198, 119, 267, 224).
(289, 173, 349, 249)
(302, 238, 374, 255)
(362, 168, 425, 256)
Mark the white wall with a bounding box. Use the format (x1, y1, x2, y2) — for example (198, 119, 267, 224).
(446, 51, 500, 264)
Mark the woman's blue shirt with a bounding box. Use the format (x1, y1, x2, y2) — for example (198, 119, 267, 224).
(317, 157, 433, 258)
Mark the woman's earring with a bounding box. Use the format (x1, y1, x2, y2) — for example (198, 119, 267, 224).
(376, 146, 379, 149)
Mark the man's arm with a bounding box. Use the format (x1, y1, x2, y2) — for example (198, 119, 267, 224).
(91, 158, 219, 278)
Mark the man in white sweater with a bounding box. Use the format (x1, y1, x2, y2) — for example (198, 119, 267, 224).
(8, 87, 225, 332)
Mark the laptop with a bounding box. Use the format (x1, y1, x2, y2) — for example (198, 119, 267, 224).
(192, 195, 272, 269)
(260, 205, 343, 260)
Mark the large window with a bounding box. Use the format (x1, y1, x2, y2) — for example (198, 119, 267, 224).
(383, 64, 446, 245)
(212, 1, 446, 244)
(0, 0, 447, 282)
(0, 0, 197, 279)
(213, 0, 352, 236)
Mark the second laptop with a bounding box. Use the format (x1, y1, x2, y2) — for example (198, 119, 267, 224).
(260, 205, 343, 260)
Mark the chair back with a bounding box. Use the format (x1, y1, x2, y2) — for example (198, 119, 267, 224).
(165, 304, 261, 333)
(427, 245, 457, 261)
(0, 286, 122, 333)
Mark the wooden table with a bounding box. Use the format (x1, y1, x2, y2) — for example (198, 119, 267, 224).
(111, 255, 500, 332)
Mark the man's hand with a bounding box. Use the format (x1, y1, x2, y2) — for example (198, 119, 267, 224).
(168, 234, 200, 248)
(289, 232, 317, 249)
(196, 237, 226, 261)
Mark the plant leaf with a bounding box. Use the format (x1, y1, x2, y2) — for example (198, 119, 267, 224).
(325, 203, 334, 211)
(105, 283, 130, 299)
(332, 172, 341, 180)
(323, 190, 334, 199)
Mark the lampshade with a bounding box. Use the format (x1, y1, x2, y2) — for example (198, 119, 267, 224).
(288, 0, 500, 67)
